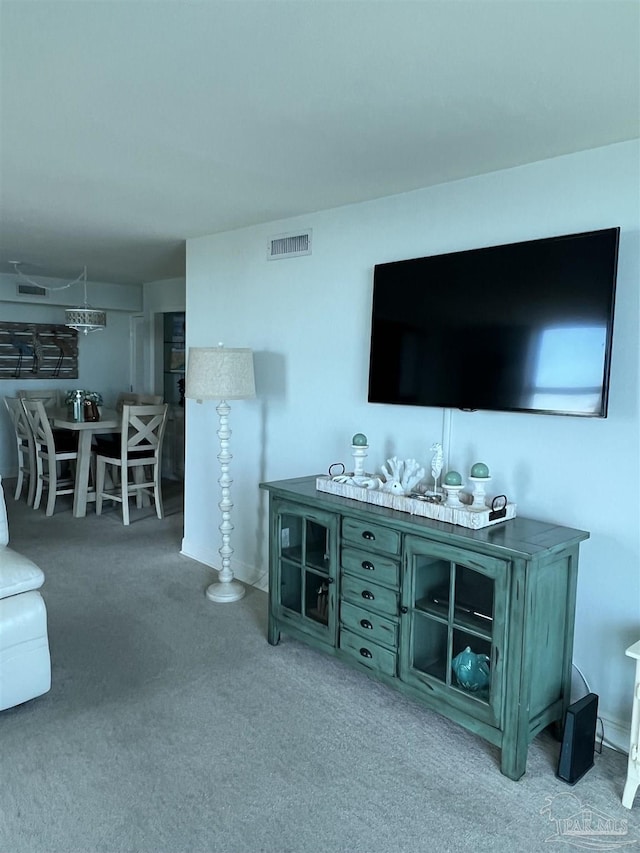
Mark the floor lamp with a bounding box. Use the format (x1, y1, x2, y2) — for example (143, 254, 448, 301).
(186, 344, 256, 603)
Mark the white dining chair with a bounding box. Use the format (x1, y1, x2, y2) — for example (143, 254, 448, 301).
(21, 399, 79, 516)
(94, 393, 165, 472)
(135, 394, 164, 405)
(114, 392, 164, 413)
(95, 404, 168, 525)
(16, 389, 62, 410)
(3, 397, 36, 505)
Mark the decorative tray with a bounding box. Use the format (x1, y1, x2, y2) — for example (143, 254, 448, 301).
(315, 476, 516, 530)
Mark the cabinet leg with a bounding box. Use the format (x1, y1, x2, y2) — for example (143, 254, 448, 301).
(622, 774, 639, 809)
(500, 743, 528, 781)
(268, 615, 281, 646)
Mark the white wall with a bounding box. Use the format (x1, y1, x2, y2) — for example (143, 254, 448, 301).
(142, 277, 185, 314)
(183, 140, 640, 746)
(0, 274, 142, 477)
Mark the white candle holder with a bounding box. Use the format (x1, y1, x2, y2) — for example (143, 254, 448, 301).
(444, 484, 465, 507)
(352, 444, 368, 477)
(469, 476, 491, 510)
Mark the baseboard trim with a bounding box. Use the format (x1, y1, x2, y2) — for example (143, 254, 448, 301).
(599, 712, 630, 755)
(180, 538, 219, 570)
(180, 537, 267, 590)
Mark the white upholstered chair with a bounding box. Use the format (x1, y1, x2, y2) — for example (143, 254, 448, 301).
(3, 397, 36, 506)
(0, 475, 51, 711)
(22, 399, 79, 516)
(95, 403, 168, 525)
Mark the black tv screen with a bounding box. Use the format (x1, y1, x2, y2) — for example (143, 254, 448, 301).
(368, 227, 620, 417)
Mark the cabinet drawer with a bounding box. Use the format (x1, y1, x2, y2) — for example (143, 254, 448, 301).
(341, 547, 400, 588)
(341, 573, 399, 616)
(340, 629, 397, 677)
(342, 518, 400, 556)
(340, 600, 398, 649)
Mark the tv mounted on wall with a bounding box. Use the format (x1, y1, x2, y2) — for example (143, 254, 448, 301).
(368, 227, 620, 418)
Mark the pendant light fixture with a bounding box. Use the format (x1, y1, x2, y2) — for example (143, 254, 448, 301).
(10, 262, 107, 335)
(64, 267, 107, 335)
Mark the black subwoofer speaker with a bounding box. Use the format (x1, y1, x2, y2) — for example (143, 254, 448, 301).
(557, 692, 599, 784)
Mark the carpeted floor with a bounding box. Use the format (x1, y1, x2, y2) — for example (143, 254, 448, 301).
(1, 478, 638, 853)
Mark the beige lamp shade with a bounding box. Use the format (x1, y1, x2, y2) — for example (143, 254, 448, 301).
(186, 346, 256, 401)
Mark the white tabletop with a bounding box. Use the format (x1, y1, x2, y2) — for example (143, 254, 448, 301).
(51, 408, 120, 431)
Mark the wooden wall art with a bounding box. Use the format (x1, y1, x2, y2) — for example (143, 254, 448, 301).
(0, 322, 78, 380)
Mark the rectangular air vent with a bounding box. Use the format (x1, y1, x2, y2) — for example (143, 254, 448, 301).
(267, 229, 312, 260)
(17, 282, 48, 298)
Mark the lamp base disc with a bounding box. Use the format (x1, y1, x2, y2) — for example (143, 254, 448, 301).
(205, 580, 245, 603)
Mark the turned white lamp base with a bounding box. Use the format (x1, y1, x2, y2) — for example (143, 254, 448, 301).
(206, 579, 245, 603)
(185, 344, 256, 606)
(207, 398, 246, 605)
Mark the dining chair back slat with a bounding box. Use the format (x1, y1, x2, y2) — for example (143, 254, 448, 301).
(136, 394, 164, 405)
(3, 397, 36, 505)
(95, 404, 168, 525)
(16, 389, 62, 410)
(115, 393, 164, 413)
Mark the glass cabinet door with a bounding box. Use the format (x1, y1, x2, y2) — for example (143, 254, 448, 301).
(163, 312, 186, 406)
(273, 502, 337, 642)
(401, 537, 508, 727)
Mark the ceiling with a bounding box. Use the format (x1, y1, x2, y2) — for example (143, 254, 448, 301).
(1, 1, 638, 286)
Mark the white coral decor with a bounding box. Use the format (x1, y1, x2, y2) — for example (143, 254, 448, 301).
(380, 456, 425, 495)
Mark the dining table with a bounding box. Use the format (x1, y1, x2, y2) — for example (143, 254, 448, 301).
(51, 407, 121, 518)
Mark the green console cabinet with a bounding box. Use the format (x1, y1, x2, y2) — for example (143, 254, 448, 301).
(260, 475, 589, 780)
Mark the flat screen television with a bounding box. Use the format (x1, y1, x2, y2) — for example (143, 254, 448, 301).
(368, 227, 620, 417)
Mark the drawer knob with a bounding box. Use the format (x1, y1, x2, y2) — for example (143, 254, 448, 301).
(359, 647, 373, 659)
(399, 606, 408, 615)
(362, 531, 376, 541)
(360, 619, 373, 630)
(362, 560, 374, 571)
(362, 590, 375, 601)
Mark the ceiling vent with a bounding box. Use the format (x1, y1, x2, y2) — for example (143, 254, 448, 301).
(267, 229, 312, 260)
(17, 282, 48, 298)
